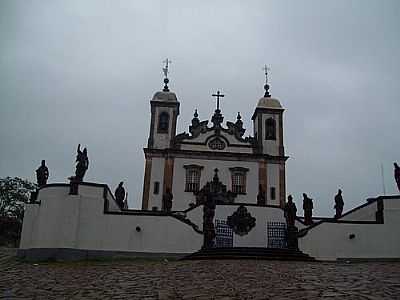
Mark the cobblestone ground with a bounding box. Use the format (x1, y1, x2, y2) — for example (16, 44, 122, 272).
(1, 249, 400, 299)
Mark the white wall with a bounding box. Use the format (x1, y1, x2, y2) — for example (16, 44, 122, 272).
(20, 184, 202, 254)
(266, 163, 280, 206)
(148, 157, 164, 210)
(299, 197, 400, 260)
(214, 205, 286, 248)
(172, 158, 259, 211)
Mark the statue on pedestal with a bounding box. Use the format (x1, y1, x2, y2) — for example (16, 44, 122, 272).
(394, 163, 400, 192)
(35, 160, 49, 187)
(284, 195, 297, 228)
(115, 182, 126, 209)
(74, 144, 89, 182)
(334, 189, 344, 219)
(302, 193, 313, 225)
(162, 188, 173, 212)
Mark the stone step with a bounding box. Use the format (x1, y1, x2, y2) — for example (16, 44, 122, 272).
(183, 247, 315, 261)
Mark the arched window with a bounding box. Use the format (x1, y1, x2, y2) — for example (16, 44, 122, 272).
(265, 118, 276, 140)
(158, 112, 169, 133)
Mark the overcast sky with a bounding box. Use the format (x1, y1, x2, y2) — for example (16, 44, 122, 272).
(1, 0, 399, 216)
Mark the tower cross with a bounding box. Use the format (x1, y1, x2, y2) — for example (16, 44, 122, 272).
(263, 64, 270, 83)
(162, 58, 171, 78)
(212, 90, 225, 111)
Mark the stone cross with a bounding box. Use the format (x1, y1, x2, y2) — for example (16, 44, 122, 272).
(212, 90, 225, 111)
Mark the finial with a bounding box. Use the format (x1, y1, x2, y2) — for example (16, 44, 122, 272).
(262, 64, 271, 97)
(237, 112, 241, 120)
(162, 58, 171, 92)
(194, 109, 198, 118)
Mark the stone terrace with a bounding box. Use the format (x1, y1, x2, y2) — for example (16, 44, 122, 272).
(1, 248, 400, 299)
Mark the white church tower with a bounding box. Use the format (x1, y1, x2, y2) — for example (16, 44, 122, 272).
(252, 66, 286, 207)
(142, 63, 287, 211)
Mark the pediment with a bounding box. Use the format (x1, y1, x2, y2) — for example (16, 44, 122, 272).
(173, 119, 256, 153)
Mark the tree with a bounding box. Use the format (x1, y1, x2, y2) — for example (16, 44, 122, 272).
(0, 177, 36, 223)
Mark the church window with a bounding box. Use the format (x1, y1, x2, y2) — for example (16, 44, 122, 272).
(229, 167, 249, 194)
(270, 187, 276, 200)
(208, 137, 226, 150)
(265, 118, 276, 140)
(153, 181, 160, 194)
(184, 165, 204, 192)
(158, 112, 170, 133)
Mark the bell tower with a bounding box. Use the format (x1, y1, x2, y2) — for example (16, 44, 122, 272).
(147, 59, 180, 149)
(252, 66, 286, 207)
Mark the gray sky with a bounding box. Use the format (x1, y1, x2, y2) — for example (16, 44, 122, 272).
(1, 0, 399, 216)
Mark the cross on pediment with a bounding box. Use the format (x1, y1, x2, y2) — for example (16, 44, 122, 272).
(212, 90, 225, 111)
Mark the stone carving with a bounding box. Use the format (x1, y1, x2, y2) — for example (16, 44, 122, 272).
(35, 160, 49, 187)
(208, 137, 226, 150)
(162, 188, 173, 212)
(394, 163, 400, 192)
(202, 191, 216, 249)
(74, 144, 89, 182)
(195, 169, 237, 205)
(226, 112, 246, 139)
(256, 184, 266, 206)
(334, 189, 344, 219)
(302, 193, 313, 225)
(115, 182, 125, 209)
(283, 195, 297, 228)
(227, 205, 256, 236)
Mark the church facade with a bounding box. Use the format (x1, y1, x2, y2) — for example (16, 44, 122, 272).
(142, 81, 287, 211)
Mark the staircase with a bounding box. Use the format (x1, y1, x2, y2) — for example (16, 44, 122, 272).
(183, 247, 315, 261)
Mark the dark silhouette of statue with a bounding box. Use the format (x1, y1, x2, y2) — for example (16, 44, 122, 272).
(394, 163, 400, 192)
(162, 188, 173, 212)
(303, 193, 313, 225)
(36, 160, 49, 187)
(257, 184, 266, 206)
(334, 189, 344, 218)
(284, 195, 297, 228)
(115, 182, 125, 209)
(75, 144, 89, 182)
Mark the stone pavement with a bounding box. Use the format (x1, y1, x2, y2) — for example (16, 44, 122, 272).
(1, 248, 400, 299)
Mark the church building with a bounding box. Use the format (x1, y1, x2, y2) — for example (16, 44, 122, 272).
(142, 69, 287, 211)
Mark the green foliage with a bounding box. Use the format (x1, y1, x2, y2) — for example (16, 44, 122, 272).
(0, 177, 37, 223)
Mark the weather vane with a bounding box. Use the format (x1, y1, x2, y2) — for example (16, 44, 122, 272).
(262, 64, 271, 97)
(162, 58, 171, 92)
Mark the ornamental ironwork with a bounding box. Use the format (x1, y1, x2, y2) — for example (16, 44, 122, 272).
(227, 205, 256, 236)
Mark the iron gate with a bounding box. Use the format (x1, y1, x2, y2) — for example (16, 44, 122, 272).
(267, 222, 287, 249)
(215, 219, 233, 248)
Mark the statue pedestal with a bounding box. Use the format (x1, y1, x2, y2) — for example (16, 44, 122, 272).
(287, 226, 299, 251)
(68, 177, 79, 195)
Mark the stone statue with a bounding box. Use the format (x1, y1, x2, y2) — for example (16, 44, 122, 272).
(394, 163, 400, 192)
(334, 189, 344, 218)
(283, 195, 297, 228)
(75, 144, 89, 182)
(35, 160, 49, 187)
(162, 188, 173, 212)
(115, 182, 125, 209)
(256, 184, 266, 206)
(303, 193, 313, 225)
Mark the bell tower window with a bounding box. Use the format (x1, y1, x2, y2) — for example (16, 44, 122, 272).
(265, 117, 276, 140)
(158, 112, 170, 133)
